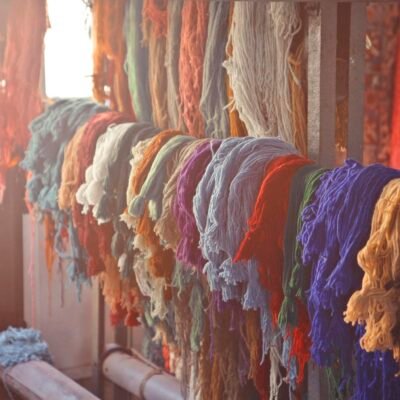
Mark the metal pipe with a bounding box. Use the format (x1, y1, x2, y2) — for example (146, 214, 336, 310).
(102, 344, 183, 400)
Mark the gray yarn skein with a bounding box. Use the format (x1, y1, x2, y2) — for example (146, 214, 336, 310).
(199, 1, 230, 139)
(166, 0, 184, 130)
(193, 137, 250, 300)
(124, 0, 152, 123)
(0, 327, 52, 368)
(129, 135, 194, 219)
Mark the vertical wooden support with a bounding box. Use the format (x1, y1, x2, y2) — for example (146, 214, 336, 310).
(347, 2, 367, 162)
(92, 282, 105, 398)
(306, 2, 338, 398)
(306, 5, 321, 162)
(320, 1, 338, 167)
(0, 169, 25, 331)
(307, 1, 338, 168)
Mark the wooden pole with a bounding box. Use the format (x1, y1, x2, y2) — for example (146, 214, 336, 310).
(102, 344, 183, 400)
(0, 361, 99, 400)
(347, 2, 367, 162)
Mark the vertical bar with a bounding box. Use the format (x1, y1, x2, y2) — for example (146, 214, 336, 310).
(92, 282, 105, 398)
(306, 2, 337, 398)
(306, 4, 321, 162)
(0, 169, 25, 331)
(306, 5, 323, 398)
(347, 2, 367, 162)
(319, 1, 338, 167)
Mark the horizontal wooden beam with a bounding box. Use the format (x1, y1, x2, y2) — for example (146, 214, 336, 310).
(102, 344, 182, 400)
(1, 361, 99, 400)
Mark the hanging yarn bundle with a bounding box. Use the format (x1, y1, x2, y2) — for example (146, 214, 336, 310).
(0, 0, 46, 201)
(199, 1, 230, 139)
(18, 2, 400, 399)
(345, 178, 400, 360)
(130, 135, 194, 286)
(58, 124, 88, 212)
(154, 139, 208, 250)
(179, 0, 209, 137)
(166, 0, 184, 130)
(21, 99, 107, 292)
(223, 2, 301, 144)
(142, 0, 169, 129)
(124, 0, 152, 122)
(352, 325, 400, 400)
(71, 113, 145, 325)
(235, 154, 313, 322)
(174, 140, 222, 270)
(299, 160, 400, 388)
(224, 1, 247, 139)
(96, 123, 159, 249)
(71, 112, 134, 278)
(92, 0, 133, 115)
(278, 165, 323, 386)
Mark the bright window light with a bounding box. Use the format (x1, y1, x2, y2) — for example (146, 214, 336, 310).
(45, 0, 93, 98)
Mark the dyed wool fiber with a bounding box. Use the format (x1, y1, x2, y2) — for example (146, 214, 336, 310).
(92, 0, 133, 115)
(21, 99, 107, 290)
(235, 154, 313, 323)
(130, 136, 195, 284)
(0, 327, 52, 367)
(166, 0, 184, 129)
(345, 178, 400, 360)
(299, 160, 400, 386)
(174, 140, 222, 270)
(278, 164, 322, 386)
(154, 139, 208, 250)
(0, 0, 46, 201)
(124, 0, 152, 122)
(72, 112, 134, 277)
(98, 123, 159, 276)
(223, 2, 301, 144)
(129, 135, 194, 220)
(142, 0, 169, 129)
(199, 1, 230, 139)
(203, 138, 295, 302)
(179, 0, 209, 137)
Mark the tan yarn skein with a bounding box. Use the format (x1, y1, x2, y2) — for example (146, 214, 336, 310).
(345, 178, 400, 361)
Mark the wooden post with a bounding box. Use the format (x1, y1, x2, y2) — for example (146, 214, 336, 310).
(0, 169, 25, 331)
(347, 2, 367, 162)
(91, 282, 105, 398)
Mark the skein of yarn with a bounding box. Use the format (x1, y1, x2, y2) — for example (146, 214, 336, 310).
(166, 0, 184, 129)
(174, 140, 222, 270)
(345, 178, 400, 360)
(299, 160, 400, 387)
(142, 0, 169, 129)
(199, 1, 230, 139)
(223, 2, 301, 144)
(0, 0, 46, 201)
(179, 0, 209, 137)
(124, 0, 152, 122)
(235, 154, 313, 323)
(154, 139, 208, 250)
(92, 0, 133, 115)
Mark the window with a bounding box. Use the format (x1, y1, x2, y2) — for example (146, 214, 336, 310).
(44, 0, 93, 98)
